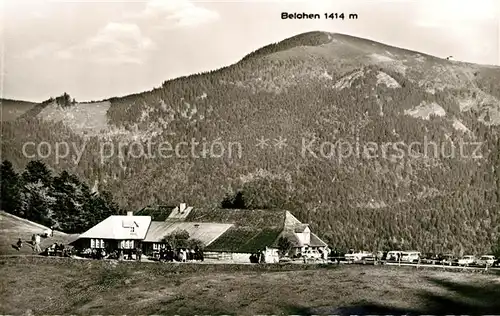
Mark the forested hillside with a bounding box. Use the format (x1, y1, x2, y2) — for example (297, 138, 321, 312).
(1, 31, 499, 253)
(0, 160, 120, 233)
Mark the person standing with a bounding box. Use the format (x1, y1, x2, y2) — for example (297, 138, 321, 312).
(159, 247, 164, 262)
(137, 247, 142, 261)
(34, 234, 42, 253)
(16, 238, 23, 250)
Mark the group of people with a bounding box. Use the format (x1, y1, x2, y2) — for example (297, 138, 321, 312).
(158, 246, 204, 262)
(45, 243, 68, 256)
(91, 248, 107, 260)
(118, 248, 142, 261)
(249, 250, 266, 263)
(14, 232, 70, 257)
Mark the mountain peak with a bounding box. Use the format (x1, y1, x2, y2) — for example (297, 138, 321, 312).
(241, 31, 333, 61)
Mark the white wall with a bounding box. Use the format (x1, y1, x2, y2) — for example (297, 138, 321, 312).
(295, 227, 311, 246)
(303, 226, 311, 244)
(231, 253, 251, 263)
(204, 252, 254, 263)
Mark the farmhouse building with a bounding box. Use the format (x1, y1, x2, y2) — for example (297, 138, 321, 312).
(71, 203, 328, 262)
(70, 211, 151, 251)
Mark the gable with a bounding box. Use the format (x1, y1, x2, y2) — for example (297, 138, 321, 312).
(294, 224, 310, 233)
(122, 219, 139, 228)
(167, 204, 194, 220)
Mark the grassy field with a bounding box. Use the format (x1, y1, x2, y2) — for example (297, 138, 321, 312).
(0, 211, 77, 256)
(1, 257, 500, 315)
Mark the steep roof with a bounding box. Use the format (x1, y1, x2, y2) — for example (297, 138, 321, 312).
(191, 208, 286, 253)
(78, 215, 151, 240)
(135, 206, 175, 221)
(143, 221, 233, 245)
(185, 207, 286, 227)
(309, 233, 328, 247)
(205, 227, 283, 253)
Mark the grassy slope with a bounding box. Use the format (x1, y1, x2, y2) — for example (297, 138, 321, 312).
(0, 99, 38, 121)
(0, 211, 77, 256)
(1, 257, 499, 315)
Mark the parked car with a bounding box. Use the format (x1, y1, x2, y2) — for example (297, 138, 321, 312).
(375, 251, 384, 261)
(345, 251, 372, 263)
(456, 255, 476, 266)
(476, 255, 496, 267)
(303, 249, 322, 260)
(400, 251, 421, 263)
(360, 253, 377, 265)
(329, 250, 346, 263)
(494, 258, 500, 267)
(279, 256, 292, 263)
(421, 253, 439, 265)
(386, 251, 402, 261)
(438, 254, 455, 265)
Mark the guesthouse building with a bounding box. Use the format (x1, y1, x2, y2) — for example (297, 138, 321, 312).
(71, 203, 329, 262)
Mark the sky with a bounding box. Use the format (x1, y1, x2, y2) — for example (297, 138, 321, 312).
(1, 0, 499, 102)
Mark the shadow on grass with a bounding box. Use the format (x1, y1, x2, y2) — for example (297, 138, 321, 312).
(415, 276, 500, 314)
(284, 303, 419, 316)
(286, 275, 500, 315)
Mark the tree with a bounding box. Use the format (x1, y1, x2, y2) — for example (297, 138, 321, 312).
(277, 236, 292, 257)
(51, 170, 88, 232)
(1, 159, 120, 234)
(162, 229, 190, 250)
(19, 180, 56, 227)
(22, 160, 52, 186)
(0, 160, 21, 214)
(55, 92, 72, 107)
(221, 191, 247, 209)
(187, 238, 205, 250)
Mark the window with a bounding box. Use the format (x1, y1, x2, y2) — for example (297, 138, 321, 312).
(90, 239, 95, 248)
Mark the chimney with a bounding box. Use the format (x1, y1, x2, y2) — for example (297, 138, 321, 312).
(127, 211, 133, 216)
(179, 203, 187, 213)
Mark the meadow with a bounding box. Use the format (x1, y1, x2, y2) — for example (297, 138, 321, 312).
(1, 256, 500, 315)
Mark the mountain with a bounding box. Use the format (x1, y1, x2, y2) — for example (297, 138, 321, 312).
(2, 31, 500, 253)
